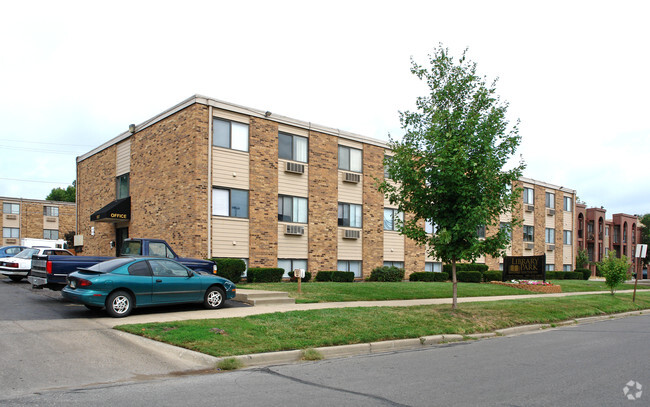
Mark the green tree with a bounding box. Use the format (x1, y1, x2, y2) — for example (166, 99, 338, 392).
(379, 46, 525, 309)
(599, 252, 630, 294)
(575, 248, 589, 269)
(639, 214, 650, 266)
(46, 181, 76, 202)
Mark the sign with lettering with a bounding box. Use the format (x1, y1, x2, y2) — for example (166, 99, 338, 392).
(502, 255, 546, 281)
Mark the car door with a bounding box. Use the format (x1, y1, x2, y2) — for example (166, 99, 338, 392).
(148, 259, 203, 304)
(126, 260, 154, 306)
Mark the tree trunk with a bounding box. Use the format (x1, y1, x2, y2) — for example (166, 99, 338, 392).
(452, 259, 458, 310)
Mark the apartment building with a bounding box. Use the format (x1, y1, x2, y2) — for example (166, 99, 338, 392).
(1, 197, 76, 246)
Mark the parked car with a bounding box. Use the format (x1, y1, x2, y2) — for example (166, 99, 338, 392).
(62, 257, 236, 317)
(0, 247, 73, 282)
(0, 245, 28, 259)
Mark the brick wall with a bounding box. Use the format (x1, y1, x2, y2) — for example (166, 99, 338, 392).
(362, 145, 384, 278)
(248, 117, 279, 267)
(20, 202, 43, 239)
(58, 203, 76, 240)
(308, 131, 338, 273)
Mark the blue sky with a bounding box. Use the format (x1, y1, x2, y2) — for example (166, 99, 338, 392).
(1, 0, 648, 216)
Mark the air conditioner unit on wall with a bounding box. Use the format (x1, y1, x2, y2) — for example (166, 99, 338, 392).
(343, 229, 360, 239)
(284, 225, 305, 236)
(525, 243, 534, 250)
(5, 214, 17, 220)
(546, 244, 555, 251)
(343, 172, 361, 183)
(546, 209, 555, 216)
(285, 161, 305, 174)
(525, 205, 534, 212)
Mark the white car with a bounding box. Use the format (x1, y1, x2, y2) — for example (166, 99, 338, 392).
(0, 247, 73, 282)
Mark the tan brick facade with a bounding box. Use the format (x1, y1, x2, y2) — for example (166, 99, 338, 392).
(362, 145, 384, 278)
(1, 198, 75, 246)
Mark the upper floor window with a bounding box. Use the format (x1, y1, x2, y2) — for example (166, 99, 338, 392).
(563, 196, 572, 212)
(383, 155, 392, 179)
(212, 187, 249, 218)
(523, 225, 534, 242)
(43, 229, 59, 239)
(44, 206, 59, 217)
(383, 208, 403, 231)
(338, 203, 362, 228)
(425, 220, 438, 235)
(3, 227, 19, 238)
(116, 173, 129, 199)
(279, 133, 308, 163)
(3, 203, 19, 214)
(477, 225, 486, 239)
(545, 192, 555, 208)
(338, 145, 362, 173)
(278, 195, 308, 223)
(563, 230, 572, 245)
(213, 118, 249, 152)
(500, 222, 511, 239)
(545, 228, 555, 244)
(523, 188, 534, 204)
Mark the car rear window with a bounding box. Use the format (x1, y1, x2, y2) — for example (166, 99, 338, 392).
(15, 249, 39, 259)
(82, 258, 134, 273)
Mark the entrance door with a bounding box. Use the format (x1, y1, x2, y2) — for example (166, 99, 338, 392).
(115, 227, 129, 256)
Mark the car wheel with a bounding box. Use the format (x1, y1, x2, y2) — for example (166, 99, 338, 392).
(204, 286, 225, 309)
(106, 291, 133, 317)
(8, 276, 23, 282)
(84, 304, 102, 311)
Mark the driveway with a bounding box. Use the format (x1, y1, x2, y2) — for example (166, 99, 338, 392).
(0, 276, 244, 400)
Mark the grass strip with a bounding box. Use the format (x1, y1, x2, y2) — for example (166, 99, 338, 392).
(116, 292, 650, 358)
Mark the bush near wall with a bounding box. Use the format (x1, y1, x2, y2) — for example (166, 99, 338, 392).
(288, 270, 312, 282)
(546, 271, 564, 280)
(315, 271, 355, 282)
(483, 270, 502, 282)
(368, 266, 405, 282)
(564, 271, 583, 280)
(575, 268, 591, 280)
(210, 258, 246, 284)
(409, 272, 451, 282)
(456, 270, 482, 283)
(247, 268, 284, 283)
(443, 263, 489, 273)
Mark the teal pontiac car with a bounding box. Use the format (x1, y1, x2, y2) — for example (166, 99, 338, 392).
(62, 257, 236, 317)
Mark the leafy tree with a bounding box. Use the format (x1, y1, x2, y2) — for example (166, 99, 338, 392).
(599, 252, 630, 294)
(379, 46, 524, 309)
(46, 181, 76, 202)
(575, 248, 589, 269)
(640, 214, 650, 266)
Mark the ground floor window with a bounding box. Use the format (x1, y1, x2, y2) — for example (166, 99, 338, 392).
(499, 263, 504, 271)
(3, 227, 19, 238)
(563, 264, 572, 271)
(545, 264, 555, 271)
(278, 259, 307, 278)
(425, 262, 442, 272)
(338, 260, 362, 278)
(383, 261, 404, 269)
(43, 229, 58, 239)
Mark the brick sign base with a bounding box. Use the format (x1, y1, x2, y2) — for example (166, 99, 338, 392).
(490, 281, 562, 293)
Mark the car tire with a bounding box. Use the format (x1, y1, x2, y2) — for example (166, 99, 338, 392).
(8, 276, 23, 282)
(204, 286, 225, 309)
(106, 291, 133, 317)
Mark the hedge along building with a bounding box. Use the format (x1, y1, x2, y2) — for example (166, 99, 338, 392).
(75, 95, 440, 279)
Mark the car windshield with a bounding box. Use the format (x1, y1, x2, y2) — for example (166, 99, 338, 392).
(82, 258, 135, 273)
(15, 249, 39, 259)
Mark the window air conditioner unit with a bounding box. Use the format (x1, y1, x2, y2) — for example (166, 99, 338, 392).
(343, 172, 361, 183)
(284, 225, 305, 236)
(546, 209, 555, 216)
(6, 215, 17, 220)
(285, 161, 305, 174)
(6, 239, 17, 244)
(525, 205, 534, 212)
(46, 217, 57, 223)
(525, 243, 534, 250)
(546, 244, 555, 251)
(343, 229, 361, 239)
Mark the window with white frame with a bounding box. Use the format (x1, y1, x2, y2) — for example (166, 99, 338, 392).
(425, 262, 442, 273)
(278, 196, 308, 223)
(43, 229, 58, 239)
(545, 192, 555, 208)
(338, 203, 362, 228)
(278, 259, 307, 278)
(383, 208, 403, 231)
(523, 225, 534, 242)
(3, 227, 19, 238)
(563, 230, 572, 245)
(43, 206, 59, 217)
(279, 133, 308, 163)
(212, 187, 249, 218)
(383, 261, 404, 269)
(338, 260, 362, 278)
(338, 145, 362, 172)
(213, 118, 249, 152)
(545, 228, 555, 244)
(3, 203, 19, 214)
(523, 187, 534, 204)
(563, 196, 572, 212)
(563, 264, 572, 271)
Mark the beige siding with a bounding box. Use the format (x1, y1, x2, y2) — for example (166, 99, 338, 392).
(338, 138, 363, 149)
(563, 210, 573, 230)
(213, 109, 250, 124)
(523, 207, 535, 225)
(211, 217, 249, 258)
(384, 231, 404, 261)
(338, 171, 363, 204)
(338, 229, 363, 260)
(563, 245, 573, 265)
(3, 214, 19, 228)
(278, 124, 308, 137)
(384, 180, 398, 207)
(116, 139, 131, 176)
(278, 159, 309, 197)
(212, 147, 249, 189)
(278, 223, 309, 258)
(43, 216, 59, 230)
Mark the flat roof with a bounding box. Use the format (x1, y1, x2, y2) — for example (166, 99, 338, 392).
(0, 196, 76, 206)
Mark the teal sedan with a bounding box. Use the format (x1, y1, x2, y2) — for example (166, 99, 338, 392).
(62, 257, 236, 317)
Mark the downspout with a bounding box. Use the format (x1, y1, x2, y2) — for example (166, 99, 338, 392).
(207, 106, 213, 258)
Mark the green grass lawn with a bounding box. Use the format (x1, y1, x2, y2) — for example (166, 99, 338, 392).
(236, 280, 648, 303)
(116, 292, 650, 358)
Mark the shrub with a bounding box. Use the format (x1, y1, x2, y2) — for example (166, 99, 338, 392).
(599, 252, 630, 294)
(433, 272, 449, 282)
(575, 268, 591, 280)
(247, 268, 284, 283)
(443, 263, 489, 273)
(564, 271, 583, 280)
(546, 271, 564, 280)
(483, 270, 502, 282)
(315, 271, 334, 282)
(456, 270, 482, 283)
(210, 258, 246, 284)
(409, 272, 436, 282)
(288, 270, 312, 282)
(331, 271, 355, 282)
(368, 266, 405, 282)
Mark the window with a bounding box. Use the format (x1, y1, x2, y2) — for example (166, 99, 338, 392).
(383, 155, 392, 179)
(43, 206, 59, 217)
(383, 261, 404, 268)
(3, 203, 19, 214)
(545, 228, 555, 244)
(523, 225, 534, 242)
(338, 145, 362, 172)
(278, 259, 307, 278)
(213, 118, 249, 151)
(43, 229, 58, 240)
(499, 263, 504, 271)
(563, 264, 572, 272)
(116, 173, 129, 199)
(149, 242, 175, 258)
(425, 220, 437, 235)
(3, 227, 19, 238)
(128, 261, 152, 276)
(477, 225, 486, 239)
(523, 188, 534, 204)
(384, 208, 403, 231)
(338, 260, 362, 278)
(563, 196, 572, 212)
(279, 133, 308, 163)
(149, 259, 191, 277)
(545, 192, 555, 208)
(605, 226, 609, 237)
(500, 222, 511, 239)
(278, 196, 308, 223)
(338, 203, 362, 228)
(212, 188, 249, 218)
(425, 262, 442, 273)
(563, 230, 572, 245)
(545, 264, 555, 271)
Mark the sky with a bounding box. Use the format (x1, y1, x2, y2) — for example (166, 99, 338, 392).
(1, 0, 648, 216)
